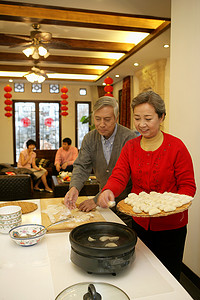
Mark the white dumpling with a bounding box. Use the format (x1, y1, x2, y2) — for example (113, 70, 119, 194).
(132, 206, 142, 213)
(163, 205, 176, 212)
(105, 242, 117, 247)
(88, 236, 96, 242)
(99, 236, 110, 242)
(180, 198, 191, 205)
(108, 201, 116, 208)
(149, 208, 161, 215)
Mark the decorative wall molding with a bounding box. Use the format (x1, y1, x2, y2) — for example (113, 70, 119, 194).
(134, 59, 167, 131)
(135, 59, 167, 99)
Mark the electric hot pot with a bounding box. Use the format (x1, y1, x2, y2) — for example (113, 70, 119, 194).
(69, 222, 137, 275)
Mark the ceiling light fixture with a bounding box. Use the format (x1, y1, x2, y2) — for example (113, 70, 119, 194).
(22, 44, 50, 60)
(163, 44, 170, 48)
(24, 66, 47, 83)
(24, 72, 45, 83)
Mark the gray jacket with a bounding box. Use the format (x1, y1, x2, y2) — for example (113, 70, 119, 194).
(70, 124, 137, 203)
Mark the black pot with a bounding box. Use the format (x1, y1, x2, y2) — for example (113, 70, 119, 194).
(69, 222, 137, 275)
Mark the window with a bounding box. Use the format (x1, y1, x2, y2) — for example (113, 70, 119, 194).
(14, 83, 24, 93)
(75, 102, 91, 149)
(32, 83, 42, 93)
(79, 88, 87, 96)
(49, 84, 59, 94)
(13, 100, 61, 163)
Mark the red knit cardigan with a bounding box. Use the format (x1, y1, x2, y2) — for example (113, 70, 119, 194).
(102, 132, 196, 231)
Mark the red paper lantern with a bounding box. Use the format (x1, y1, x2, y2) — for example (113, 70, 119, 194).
(4, 99, 13, 105)
(44, 118, 54, 127)
(61, 86, 68, 93)
(104, 93, 114, 97)
(104, 76, 113, 97)
(61, 111, 69, 116)
(4, 85, 13, 117)
(4, 106, 12, 111)
(60, 86, 69, 116)
(4, 92, 12, 98)
(5, 112, 12, 117)
(61, 94, 68, 99)
(61, 106, 68, 111)
(104, 85, 113, 93)
(4, 85, 12, 92)
(61, 100, 68, 105)
(21, 117, 31, 127)
(104, 77, 113, 85)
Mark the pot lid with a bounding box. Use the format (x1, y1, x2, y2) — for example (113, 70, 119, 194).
(55, 282, 130, 300)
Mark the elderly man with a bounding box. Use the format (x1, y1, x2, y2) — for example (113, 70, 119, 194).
(64, 96, 137, 226)
(54, 137, 78, 173)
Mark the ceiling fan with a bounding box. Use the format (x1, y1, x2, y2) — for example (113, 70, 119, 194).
(8, 24, 70, 55)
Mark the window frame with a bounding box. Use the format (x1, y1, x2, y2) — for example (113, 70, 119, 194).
(75, 101, 91, 149)
(13, 99, 61, 164)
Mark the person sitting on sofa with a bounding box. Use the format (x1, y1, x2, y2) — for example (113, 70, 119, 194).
(17, 139, 53, 193)
(54, 137, 78, 174)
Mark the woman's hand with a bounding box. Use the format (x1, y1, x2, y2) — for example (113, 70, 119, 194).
(97, 189, 115, 208)
(64, 187, 79, 209)
(56, 164, 61, 172)
(62, 162, 68, 170)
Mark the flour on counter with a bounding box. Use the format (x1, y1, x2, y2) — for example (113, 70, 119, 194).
(42, 204, 71, 223)
(42, 205, 95, 223)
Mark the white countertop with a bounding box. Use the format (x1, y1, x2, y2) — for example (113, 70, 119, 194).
(0, 199, 193, 300)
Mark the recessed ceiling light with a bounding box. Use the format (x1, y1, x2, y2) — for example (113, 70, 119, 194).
(102, 82, 106, 86)
(163, 44, 170, 48)
(115, 74, 119, 78)
(133, 63, 139, 67)
(9, 79, 13, 82)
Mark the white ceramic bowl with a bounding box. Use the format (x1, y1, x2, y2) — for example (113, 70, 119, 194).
(0, 215, 22, 225)
(9, 224, 46, 247)
(0, 205, 22, 221)
(0, 219, 22, 234)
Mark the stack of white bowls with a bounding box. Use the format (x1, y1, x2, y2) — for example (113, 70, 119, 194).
(0, 205, 22, 234)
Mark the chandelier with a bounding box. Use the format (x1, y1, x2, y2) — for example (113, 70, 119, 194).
(24, 66, 47, 83)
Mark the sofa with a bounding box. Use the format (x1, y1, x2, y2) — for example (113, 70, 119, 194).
(0, 164, 32, 201)
(35, 149, 57, 177)
(0, 150, 57, 201)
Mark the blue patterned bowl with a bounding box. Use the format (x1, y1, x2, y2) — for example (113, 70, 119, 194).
(9, 224, 46, 246)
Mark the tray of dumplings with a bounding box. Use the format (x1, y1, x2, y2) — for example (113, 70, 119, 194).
(117, 191, 193, 217)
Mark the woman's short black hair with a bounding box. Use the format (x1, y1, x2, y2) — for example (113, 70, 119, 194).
(62, 137, 72, 145)
(26, 139, 36, 148)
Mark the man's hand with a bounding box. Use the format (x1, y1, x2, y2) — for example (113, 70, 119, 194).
(62, 162, 68, 170)
(64, 187, 79, 209)
(78, 198, 97, 212)
(97, 189, 115, 208)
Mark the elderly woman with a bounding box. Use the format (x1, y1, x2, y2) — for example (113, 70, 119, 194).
(17, 139, 53, 193)
(97, 91, 196, 280)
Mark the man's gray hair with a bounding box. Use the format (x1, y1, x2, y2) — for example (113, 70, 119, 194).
(93, 96, 119, 119)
